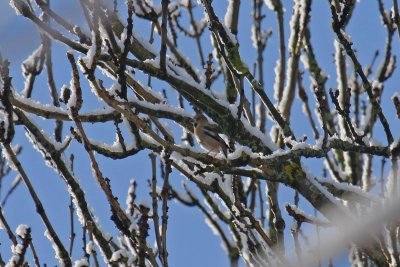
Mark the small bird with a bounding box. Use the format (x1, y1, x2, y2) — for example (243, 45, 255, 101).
(193, 114, 232, 157)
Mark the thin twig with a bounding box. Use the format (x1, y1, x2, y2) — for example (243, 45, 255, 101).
(160, 0, 170, 72)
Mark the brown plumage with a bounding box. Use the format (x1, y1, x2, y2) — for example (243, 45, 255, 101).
(193, 114, 231, 157)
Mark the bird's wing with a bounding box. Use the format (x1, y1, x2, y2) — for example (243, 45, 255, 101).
(203, 126, 229, 150)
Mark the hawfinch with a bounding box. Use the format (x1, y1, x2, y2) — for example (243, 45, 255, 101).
(193, 114, 231, 157)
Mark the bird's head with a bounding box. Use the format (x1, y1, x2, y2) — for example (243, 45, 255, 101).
(193, 113, 207, 126)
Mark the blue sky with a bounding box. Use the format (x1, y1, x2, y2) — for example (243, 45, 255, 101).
(0, 1, 399, 266)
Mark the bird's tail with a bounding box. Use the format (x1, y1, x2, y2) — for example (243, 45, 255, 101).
(221, 141, 235, 158)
